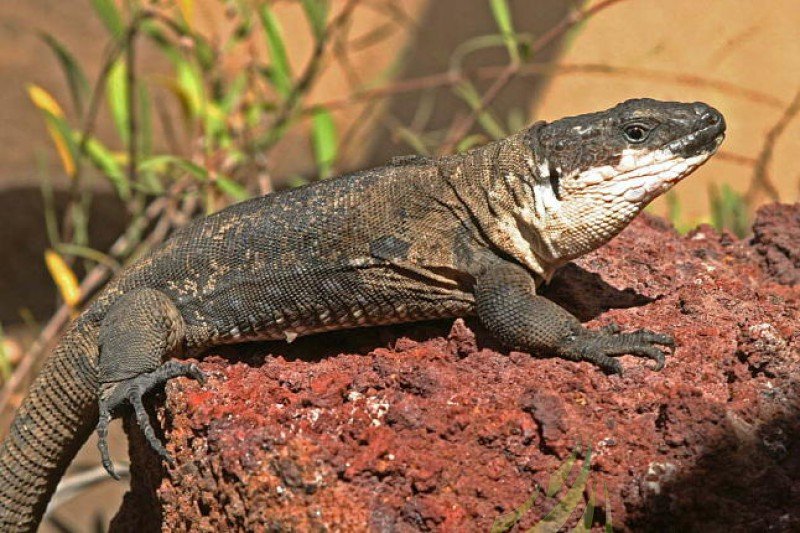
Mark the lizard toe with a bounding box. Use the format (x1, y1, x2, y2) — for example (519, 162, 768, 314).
(581, 351, 624, 375)
(97, 406, 119, 480)
(128, 383, 173, 465)
(598, 329, 672, 371)
(96, 360, 205, 476)
(629, 329, 675, 348)
(559, 327, 672, 373)
(624, 344, 667, 371)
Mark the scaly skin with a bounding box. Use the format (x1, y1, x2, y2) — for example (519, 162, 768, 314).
(0, 99, 725, 531)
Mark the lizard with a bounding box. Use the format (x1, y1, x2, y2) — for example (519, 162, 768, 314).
(0, 98, 725, 531)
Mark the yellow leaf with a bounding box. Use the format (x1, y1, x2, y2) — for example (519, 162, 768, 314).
(28, 84, 76, 177)
(178, 0, 194, 29)
(45, 123, 77, 178)
(44, 249, 81, 308)
(27, 84, 64, 117)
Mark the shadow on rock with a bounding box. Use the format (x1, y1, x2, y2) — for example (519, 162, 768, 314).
(541, 262, 653, 322)
(628, 406, 800, 532)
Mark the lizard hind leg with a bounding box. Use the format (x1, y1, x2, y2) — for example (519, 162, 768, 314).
(96, 288, 204, 479)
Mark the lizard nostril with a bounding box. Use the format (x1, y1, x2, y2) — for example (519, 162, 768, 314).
(700, 111, 720, 125)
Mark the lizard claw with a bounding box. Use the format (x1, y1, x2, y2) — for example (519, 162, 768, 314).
(97, 361, 205, 478)
(560, 328, 674, 374)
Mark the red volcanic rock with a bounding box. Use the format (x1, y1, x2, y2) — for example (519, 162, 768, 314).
(112, 204, 800, 532)
(752, 202, 800, 286)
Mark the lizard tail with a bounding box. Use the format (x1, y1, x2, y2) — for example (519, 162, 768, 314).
(0, 321, 99, 532)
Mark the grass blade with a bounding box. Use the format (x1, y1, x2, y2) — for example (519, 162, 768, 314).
(453, 81, 506, 139)
(38, 157, 61, 246)
(27, 85, 78, 178)
(138, 83, 153, 156)
(220, 73, 248, 114)
(139, 155, 249, 202)
(37, 33, 90, 116)
(84, 137, 130, 200)
(604, 483, 613, 533)
(393, 125, 430, 156)
(301, 0, 329, 41)
(258, 4, 293, 99)
(215, 176, 250, 201)
(141, 20, 180, 62)
(456, 133, 487, 153)
(27, 84, 65, 120)
(666, 190, 683, 229)
(708, 183, 749, 237)
(489, 0, 519, 62)
(175, 59, 204, 120)
(570, 483, 595, 532)
(491, 486, 541, 533)
(139, 155, 207, 179)
(54, 243, 120, 271)
(0, 323, 10, 382)
(311, 107, 338, 178)
(709, 183, 722, 230)
(90, 0, 124, 37)
(107, 59, 130, 144)
(546, 448, 578, 497)
(192, 33, 217, 72)
(532, 445, 593, 533)
(45, 114, 79, 179)
(204, 102, 226, 146)
(177, 0, 195, 29)
(722, 184, 749, 237)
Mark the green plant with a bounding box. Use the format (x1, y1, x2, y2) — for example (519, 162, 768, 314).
(709, 183, 750, 238)
(29, 0, 371, 303)
(491, 443, 612, 533)
(663, 187, 751, 238)
(664, 191, 695, 235)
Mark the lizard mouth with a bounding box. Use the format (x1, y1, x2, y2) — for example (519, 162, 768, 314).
(610, 124, 724, 204)
(664, 115, 726, 158)
(695, 128, 726, 155)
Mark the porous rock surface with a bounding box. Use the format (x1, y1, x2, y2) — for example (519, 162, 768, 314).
(112, 204, 800, 532)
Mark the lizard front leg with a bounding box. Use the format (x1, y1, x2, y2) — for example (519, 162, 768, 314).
(96, 288, 204, 478)
(474, 260, 673, 374)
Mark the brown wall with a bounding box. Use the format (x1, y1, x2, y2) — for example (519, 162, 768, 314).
(535, 0, 800, 219)
(3, 1, 799, 202)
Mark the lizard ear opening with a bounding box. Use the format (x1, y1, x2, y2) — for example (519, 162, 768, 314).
(523, 120, 549, 181)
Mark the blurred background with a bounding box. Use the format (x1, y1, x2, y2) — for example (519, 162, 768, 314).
(0, 0, 798, 530)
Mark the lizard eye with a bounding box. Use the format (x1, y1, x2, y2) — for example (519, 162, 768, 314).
(622, 123, 650, 143)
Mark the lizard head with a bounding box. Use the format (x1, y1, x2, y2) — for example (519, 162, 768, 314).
(518, 98, 725, 271)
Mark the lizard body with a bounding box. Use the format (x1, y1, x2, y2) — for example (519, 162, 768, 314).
(0, 99, 725, 531)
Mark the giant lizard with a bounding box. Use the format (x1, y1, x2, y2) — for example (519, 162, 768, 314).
(0, 98, 725, 530)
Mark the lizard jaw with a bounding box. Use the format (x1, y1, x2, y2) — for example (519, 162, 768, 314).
(574, 127, 725, 207)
